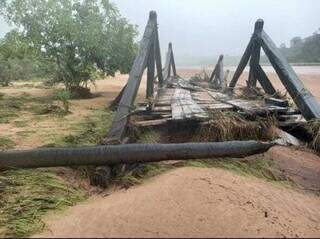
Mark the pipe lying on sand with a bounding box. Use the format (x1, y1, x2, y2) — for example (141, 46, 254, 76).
(0, 141, 276, 170)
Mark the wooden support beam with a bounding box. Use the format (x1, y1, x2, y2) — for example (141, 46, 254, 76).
(229, 39, 254, 88)
(154, 28, 164, 87)
(147, 35, 155, 99)
(248, 19, 264, 87)
(163, 43, 172, 81)
(108, 84, 127, 111)
(254, 65, 277, 96)
(211, 55, 225, 89)
(170, 43, 177, 77)
(107, 11, 157, 141)
(218, 55, 225, 88)
(224, 70, 230, 85)
(260, 30, 320, 120)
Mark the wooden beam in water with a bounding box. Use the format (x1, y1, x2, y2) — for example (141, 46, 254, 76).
(260, 30, 320, 120)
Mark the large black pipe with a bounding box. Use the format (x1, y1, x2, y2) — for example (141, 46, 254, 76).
(0, 141, 276, 170)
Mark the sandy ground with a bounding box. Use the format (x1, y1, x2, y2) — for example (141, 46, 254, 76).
(37, 167, 320, 238)
(1, 68, 320, 238)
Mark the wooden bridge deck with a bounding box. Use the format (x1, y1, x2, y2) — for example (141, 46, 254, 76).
(134, 77, 303, 128)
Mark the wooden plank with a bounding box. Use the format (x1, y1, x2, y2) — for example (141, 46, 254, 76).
(265, 97, 289, 107)
(153, 106, 171, 112)
(229, 39, 254, 88)
(275, 128, 301, 146)
(107, 12, 157, 141)
(260, 30, 320, 120)
(171, 89, 208, 120)
(134, 118, 170, 127)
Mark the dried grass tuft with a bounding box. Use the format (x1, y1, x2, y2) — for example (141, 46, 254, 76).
(238, 87, 264, 100)
(193, 111, 278, 142)
(307, 119, 320, 152)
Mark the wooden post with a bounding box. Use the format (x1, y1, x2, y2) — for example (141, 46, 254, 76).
(147, 35, 155, 99)
(224, 69, 230, 87)
(108, 84, 127, 111)
(154, 27, 164, 87)
(163, 43, 172, 81)
(211, 55, 224, 89)
(107, 11, 157, 141)
(248, 19, 263, 88)
(217, 55, 224, 88)
(229, 39, 254, 88)
(260, 30, 320, 120)
(170, 43, 177, 77)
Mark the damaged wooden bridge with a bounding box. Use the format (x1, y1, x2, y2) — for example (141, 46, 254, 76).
(0, 11, 319, 173)
(107, 11, 320, 144)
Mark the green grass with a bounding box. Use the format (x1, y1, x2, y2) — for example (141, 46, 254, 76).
(13, 121, 29, 128)
(0, 107, 113, 237)
(0, 93, 60, 124)
(0, 169, 87, 237)
(48, 109, 114, 147)
(0, 136, 16, 150)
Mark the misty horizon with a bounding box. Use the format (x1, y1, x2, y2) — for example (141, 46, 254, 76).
(1, 0, 319, 66)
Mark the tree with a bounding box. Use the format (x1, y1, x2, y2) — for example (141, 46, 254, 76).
(0, 0, 137, 93)
(0, 30, 50, 86)
(279, 29, 320, 63)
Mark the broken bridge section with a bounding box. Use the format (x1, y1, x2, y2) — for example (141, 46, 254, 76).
(107, 12, 320, 143)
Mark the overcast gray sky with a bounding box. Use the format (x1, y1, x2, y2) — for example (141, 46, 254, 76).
(1, 0, 319, 60)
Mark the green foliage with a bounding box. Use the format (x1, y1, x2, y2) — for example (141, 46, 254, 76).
(0, 30, 52, 86)
(0, 169, 87, 237)
(56, 90, 71, 113)
(0, 0, 138, 90)
(46, 108, 114, 147)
